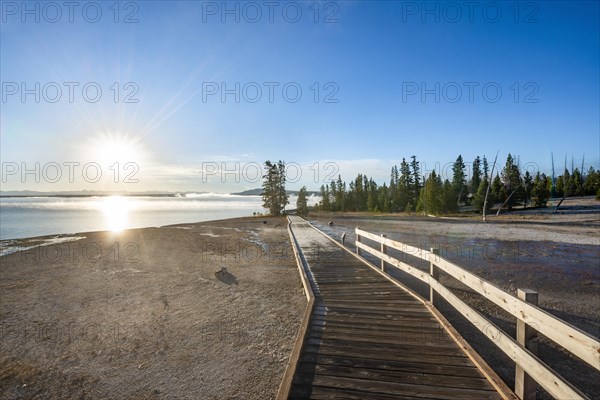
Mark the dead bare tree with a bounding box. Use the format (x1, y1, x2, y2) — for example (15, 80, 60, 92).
(553, 154, 570, 214)
(496, 185, 522, 216)
(553, 196, 567, 214)
(482, 150, 499, 222)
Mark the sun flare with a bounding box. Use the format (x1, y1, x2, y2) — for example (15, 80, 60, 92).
(101, 196, 130, 233)
(89, 132, 143, 166)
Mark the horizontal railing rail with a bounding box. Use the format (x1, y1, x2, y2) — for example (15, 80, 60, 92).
(356, 227, 599, 400)
(275, 219, 316, 400)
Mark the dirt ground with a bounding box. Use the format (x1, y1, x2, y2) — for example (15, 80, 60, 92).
(1, 196, 597, 399)
(0, 217, 305, 400)
(310, 196, 599, 399)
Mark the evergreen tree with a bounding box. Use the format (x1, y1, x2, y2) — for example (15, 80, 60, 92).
(262, 160, 288, 216)
(296, 186, 309, 216)
(418, 171, 443, 214)
(491, 175, 505, 205)
(346, 182, 356, 210)
(354, 174, 366, 211)
(443, 179, 458, 213)
(389, 166, 400, 212)
(571, 168, 583, 196)
(474, 179, 494, 212)
(367, 191, 376, 212)
(410, 155, 421, 209)
(319, 184, 331, 211)
(378, 183, 390, 212)
(555, 173, 565, 197)
(501, 154, 523, 210)
(399, 158, 412, 211)
(523, 171, 533, 209)
(471, 156, 482, 198)
(531, 172, 550, 207)
(329, 180, 338, 211)
(482, 156, 489, 180)
(418, 172, 458, 214)
(277, 161, 289, 213)
(584, 167, 600, 195)
(452, 155, 467, 204)
(556, 168, 575, 197)
(335, 175, 345, 211)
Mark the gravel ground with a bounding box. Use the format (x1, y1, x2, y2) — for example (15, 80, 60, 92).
(309, 196, 600, 399)
(0, 217, 305, 400)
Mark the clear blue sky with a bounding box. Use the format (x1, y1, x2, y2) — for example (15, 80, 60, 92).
(1, 1, 598, 193)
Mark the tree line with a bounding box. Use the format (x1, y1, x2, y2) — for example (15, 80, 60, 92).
(313, 154, 600, 215)
(260, 157, 600, 216)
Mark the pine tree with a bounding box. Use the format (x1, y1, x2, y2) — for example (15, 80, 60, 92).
(531, 172, 550, 207)
(389, 166, 400, 212)
(584, 167, 600, 195)
(501, 154, 523, 210)
(335, 175, 345, 211)
(482, 156, 489, 180)
(562, 169, 572, 196)
(329, 180, 338, 211)
(571, 168, 583, 196)
(474, 179, 493, 212)
(471, 156, 482, 198)
(277, 161, 289, 214)
(262, 160, 288, 216)
(296, 186, 309, 216)
(354, 174, 366, 211)
(319, 184, 331, 211)
(418, 171, 442, 214)
(452, 155, 467, 205)
(399, 158, 412, 211)
(346, 182, 355, 210)
(410, 155, 421, 210)
(378, 183, 389, 212)
(491, 175, 505, 206)
(443, 179, 458, 213)
(367, 191, 376, 212)
(523, 171, 533, 209)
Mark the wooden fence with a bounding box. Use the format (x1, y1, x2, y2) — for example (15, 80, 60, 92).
(355, 228, 599, 400)
(276, 220, 316, 399)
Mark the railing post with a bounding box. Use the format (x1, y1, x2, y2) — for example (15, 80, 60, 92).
(380, 234, 387, 271)
(515, 289, 538, 400)
(429, 248, 440, 305)
(356, 228, 361, 256)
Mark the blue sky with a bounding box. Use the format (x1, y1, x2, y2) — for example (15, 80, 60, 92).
(1, 0, 598, 193)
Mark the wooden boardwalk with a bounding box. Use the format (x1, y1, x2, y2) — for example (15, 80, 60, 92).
(284, 216, 508, 400)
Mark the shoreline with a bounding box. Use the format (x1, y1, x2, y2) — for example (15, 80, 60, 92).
(1, 204, 598, 398)
(1, 216, 305, 399)
(0, 214, 267, 245)
(0, 195, 266, 241)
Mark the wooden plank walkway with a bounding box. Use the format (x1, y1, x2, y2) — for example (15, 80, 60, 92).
(286, 216, 506, 400)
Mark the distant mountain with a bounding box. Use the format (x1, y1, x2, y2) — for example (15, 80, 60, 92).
(0, 190, 195, 198)
(231, 188, 263, 196)
(1, 189, 319, 198)
(232, 188, 319, 196)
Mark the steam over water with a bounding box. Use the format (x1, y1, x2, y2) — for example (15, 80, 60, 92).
(0, 194, 268, 240)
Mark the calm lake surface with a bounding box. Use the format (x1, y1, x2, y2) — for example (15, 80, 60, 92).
(0, 194, 268, 240)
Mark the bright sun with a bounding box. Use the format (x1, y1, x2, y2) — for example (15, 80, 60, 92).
(101, 196, 130, 232)
(91, 132, 142, 166)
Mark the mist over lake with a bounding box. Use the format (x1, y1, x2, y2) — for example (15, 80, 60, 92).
(0, 194, 268, 240)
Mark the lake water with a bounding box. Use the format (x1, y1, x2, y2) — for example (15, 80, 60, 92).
(0, 194, 270, 240)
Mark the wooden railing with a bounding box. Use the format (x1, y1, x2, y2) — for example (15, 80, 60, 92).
(275, 219, 316, 399)
(355, 228, 599, 400)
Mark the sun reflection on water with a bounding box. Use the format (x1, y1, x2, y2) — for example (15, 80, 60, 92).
(100, 196, 130, 233)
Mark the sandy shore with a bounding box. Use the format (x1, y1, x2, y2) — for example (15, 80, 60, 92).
(309, 197, 599, 399)
(1, 197, 598, 399)
(0, 217, 305, 399)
